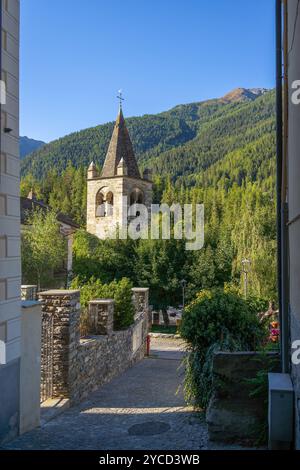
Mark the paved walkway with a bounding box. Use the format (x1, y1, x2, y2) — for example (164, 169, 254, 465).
(3, 338, 246, 450)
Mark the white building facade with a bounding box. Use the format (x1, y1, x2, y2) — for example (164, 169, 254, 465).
(286, 0, 300, 449)
(0, 0, 21, 444)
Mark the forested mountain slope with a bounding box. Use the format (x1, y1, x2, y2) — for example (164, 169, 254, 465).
(21, 87, 273, 181)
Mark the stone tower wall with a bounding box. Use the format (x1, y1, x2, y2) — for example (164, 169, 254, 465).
(87, 175, 152, 239)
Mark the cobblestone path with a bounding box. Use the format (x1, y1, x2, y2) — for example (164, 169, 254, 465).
(2, 337, 247, 450)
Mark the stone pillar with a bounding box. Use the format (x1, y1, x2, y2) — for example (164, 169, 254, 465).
(21, 285, 37, 301)
(132, 288, 149, 319)
(20, 300, 41, 434)
(88, 299, 114, 335)
(38, 290, 80, 399)
(131, 288, 150, 357)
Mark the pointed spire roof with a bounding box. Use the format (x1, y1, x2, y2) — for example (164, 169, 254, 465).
(117, 157, 126, 167)
(88, 161, 96, 170)
(101, 108, 140, 179)
(87, 160, 98, 178)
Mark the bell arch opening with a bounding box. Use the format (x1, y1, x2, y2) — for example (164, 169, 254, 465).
(106, 191, 114, 216)
(95, 190, 105, 217)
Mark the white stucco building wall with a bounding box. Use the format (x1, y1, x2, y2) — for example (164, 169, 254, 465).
(0, 0, 21, 444)
(286, 0, 300, 450)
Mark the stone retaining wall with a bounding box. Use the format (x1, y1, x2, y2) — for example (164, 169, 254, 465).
(72, 317, 147, 403)
(206, 351, 280, 443)
(39, 288, 149, 404)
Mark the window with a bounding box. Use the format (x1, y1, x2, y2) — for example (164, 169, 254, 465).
(129, 188, 144, 219)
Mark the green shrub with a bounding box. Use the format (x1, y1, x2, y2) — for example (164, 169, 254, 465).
(181, 289, 266, 360)
(180, 288, 268, 409)
(184, 334, 245, 409)
(71, 276, 134, 330)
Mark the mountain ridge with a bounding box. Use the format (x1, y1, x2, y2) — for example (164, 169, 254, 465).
(20, 136, 46, 159)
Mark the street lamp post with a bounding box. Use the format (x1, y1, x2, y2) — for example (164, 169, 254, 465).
(180, 279, 187, 311)
(241, 258, 251, 299)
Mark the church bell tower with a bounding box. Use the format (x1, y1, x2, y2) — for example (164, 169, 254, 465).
(87, 100, 152, 239)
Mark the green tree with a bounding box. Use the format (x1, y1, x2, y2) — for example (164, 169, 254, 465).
(134, 238, 187, 318)
(72, 229, 137, 284)
(22, 208, 66, 289)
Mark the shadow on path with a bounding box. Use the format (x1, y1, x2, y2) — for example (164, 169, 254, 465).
(2, 338, 251, 450)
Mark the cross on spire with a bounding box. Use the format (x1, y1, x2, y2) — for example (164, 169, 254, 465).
(117, 89, 124, 110)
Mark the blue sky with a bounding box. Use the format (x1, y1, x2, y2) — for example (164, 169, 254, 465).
(20, 0, 275, 142)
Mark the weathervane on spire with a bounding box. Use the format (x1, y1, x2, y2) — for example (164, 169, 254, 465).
(117, 89, 124, 110)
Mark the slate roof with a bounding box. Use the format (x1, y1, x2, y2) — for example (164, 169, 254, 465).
(20, 197, 80, 229)
(101, 108, 141, 179)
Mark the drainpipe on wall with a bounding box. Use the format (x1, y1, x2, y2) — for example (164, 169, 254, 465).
(268, 0, 294, 450)
(276, 0, 284, 369)
(281, 0, 290, 375)
(0, 0, 2, 175)
(276, 0, 290, 374)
